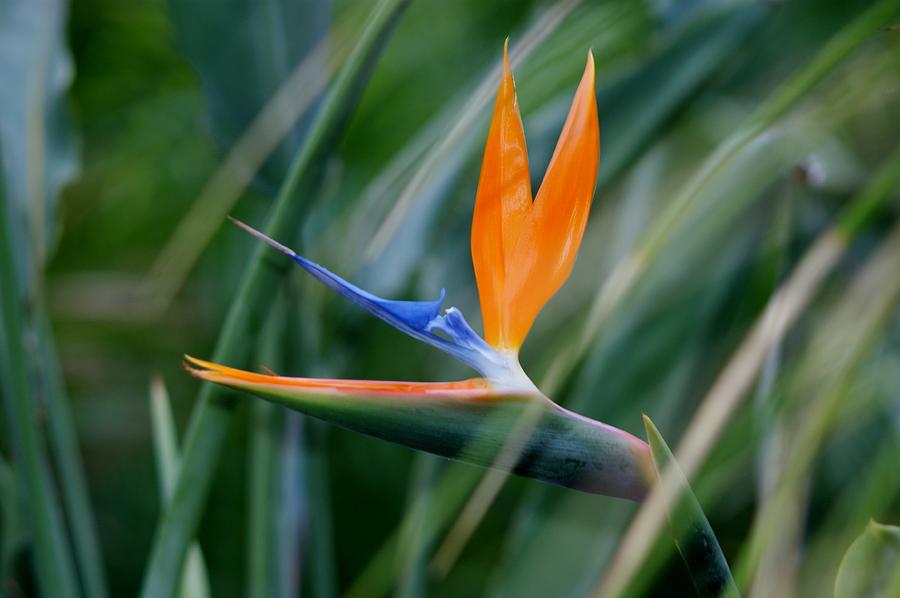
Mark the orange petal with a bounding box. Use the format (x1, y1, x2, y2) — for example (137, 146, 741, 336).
(184, 355, 492, 398)
(502, 51, 599, 348)
(471, 39, 533, 349)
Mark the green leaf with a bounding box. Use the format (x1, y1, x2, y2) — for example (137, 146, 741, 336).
(0, 149, 79, 598)
(0, 0, 79, 271)
(0, 3, 108, 595)
(148, 376, 211, 598)
(245, 300, 298, 598)
(835, 521, 900, 598)
(37, 312, 110, 598)
(642, 415, 739, 598)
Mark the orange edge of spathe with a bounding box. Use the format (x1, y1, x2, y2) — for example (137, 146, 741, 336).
(184, 355, 496, 399)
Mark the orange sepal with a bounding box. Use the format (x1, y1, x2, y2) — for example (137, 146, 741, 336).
(503, 51, 599, 348)
(472, 49, 599, 351)
(471, 39, 532, 349)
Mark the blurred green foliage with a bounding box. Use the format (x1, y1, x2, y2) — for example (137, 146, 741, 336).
(0, 0, 898, 596)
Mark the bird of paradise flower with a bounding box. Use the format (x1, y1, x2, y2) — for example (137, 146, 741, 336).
(186, 43, 652, 501)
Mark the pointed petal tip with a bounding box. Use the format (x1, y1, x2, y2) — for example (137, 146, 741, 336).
(150, 370, 163, 387)
(502, 38, 512, 76)
(184, 354, 210, 370)
(183, 355, 253, 383)
(583, 49, 595, 85)
(183, 355, 215, 378)
(230, 217, 296, 257)
(183, 356, 206, 380)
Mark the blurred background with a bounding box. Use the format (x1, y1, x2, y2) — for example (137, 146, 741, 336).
(1, 0, 899, 596)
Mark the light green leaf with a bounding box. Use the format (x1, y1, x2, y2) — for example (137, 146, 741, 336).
(0, 0, 79, 272)
(835, 521, 900, 598)
(642, 415, 739, 598)
(149, 376, 211, 598)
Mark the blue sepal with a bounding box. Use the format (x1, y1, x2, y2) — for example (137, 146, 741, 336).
(289, 253, 504, 375)
(231, 218, 504, 376)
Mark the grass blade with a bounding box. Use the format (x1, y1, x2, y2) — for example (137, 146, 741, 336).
(304, 418, 336, 598)
(138, 2, 412, 596)
(148, 376, 211, 598)
(38, 313, 110, 598)
(286, 287, 335, 598)
(246, 301, 286, 598)
(0, 152, 79, 597)
(641, 415, 738, 598)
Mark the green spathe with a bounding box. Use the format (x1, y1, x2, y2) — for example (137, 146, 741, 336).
(188, 359, 651, 502)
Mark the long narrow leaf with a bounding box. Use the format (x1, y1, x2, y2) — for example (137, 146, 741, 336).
(0, 150, 79, 597)
(287, 291, 334, 598)
(38, 312, 110, 598)
(148, 376, 210, 598)
(642, 416, 738, 598)
(246, 301, 286, 598)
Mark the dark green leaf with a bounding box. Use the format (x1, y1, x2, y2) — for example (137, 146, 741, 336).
(643, 415, 739, 598)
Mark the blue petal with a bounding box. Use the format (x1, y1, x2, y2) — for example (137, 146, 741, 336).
(233, 219, 504, 376)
